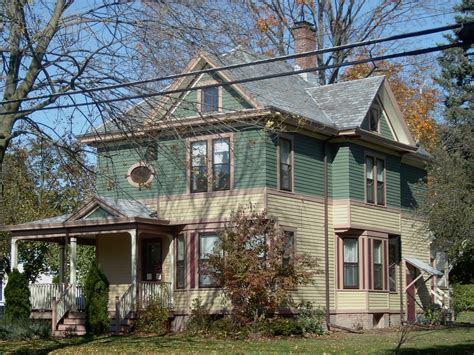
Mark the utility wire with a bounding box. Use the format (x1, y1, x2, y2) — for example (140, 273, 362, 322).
(0, 22, 470, 107)
(0, 41, 465, 117)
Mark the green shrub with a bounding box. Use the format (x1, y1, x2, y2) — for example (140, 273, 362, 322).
(135, 297, 169, 335)
(84, 263, 110, 335)
(453, 284, 474, 314)
(0, 318, 50, 340)
(4, 269, 31, 321)
(264, 317, 304, 336)
(210, 317, 248, 338)
(297, 302, 326, 335)
(186, 297, 220, 336)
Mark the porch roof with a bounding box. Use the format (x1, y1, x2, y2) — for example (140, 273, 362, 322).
(0, 195, 184, 241)
(404, 256, 443, 277)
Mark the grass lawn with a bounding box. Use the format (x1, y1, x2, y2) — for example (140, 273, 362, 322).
(1, 326, 472, 354)
(457, 311, 474, 323)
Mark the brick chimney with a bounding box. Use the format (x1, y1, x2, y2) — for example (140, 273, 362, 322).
(291, 20, 316, 70)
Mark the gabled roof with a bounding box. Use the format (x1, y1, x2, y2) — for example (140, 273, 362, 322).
(15, 196, 157, 227)
(307, 76, 385, 129)
(81, 47, 419, 152)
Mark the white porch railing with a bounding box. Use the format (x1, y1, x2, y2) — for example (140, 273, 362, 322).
(29, 283, 63, 310)
(139, 282, 172, 309)
(29, 283, 85, 311)
(52, 284, 72, 333)
(431, 286, 450, 310)
(117, 284, 135, 322)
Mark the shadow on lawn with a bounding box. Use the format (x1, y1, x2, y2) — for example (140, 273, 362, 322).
(397, 341, 474, 354)
(9, 336, 96, 355)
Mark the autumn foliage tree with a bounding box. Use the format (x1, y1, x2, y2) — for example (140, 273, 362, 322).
(206, 205, 319, 325)
(343, 58, 439, 151)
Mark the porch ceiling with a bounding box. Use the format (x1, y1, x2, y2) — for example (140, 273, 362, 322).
(0, 216, 185, 241)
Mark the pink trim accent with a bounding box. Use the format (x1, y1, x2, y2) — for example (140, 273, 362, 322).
(190, 233, 196, 289)
(362, 238, 365, 289)
(383, 240, 388, 290)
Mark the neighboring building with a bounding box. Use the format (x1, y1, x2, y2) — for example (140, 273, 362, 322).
(0, 22, 448, 334)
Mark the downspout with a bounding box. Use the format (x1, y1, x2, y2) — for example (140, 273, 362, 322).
(323, 139, 330, 330)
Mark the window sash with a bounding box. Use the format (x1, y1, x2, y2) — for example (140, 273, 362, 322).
(373, 240, 383, 290)
(366, 156, 375, 203)
(366, 156, 385, 205)
(199, 234, 219, 288)
(176, 235, 186, 289)
(191, 141, 208, 193)
(201, 87, 219, 113)
(282, 231, 294, 267)
(343, 239, 359, 289)
(279, 138, 292, 191)
(212, 139, 230, 191)
(376, 159, 385, 205)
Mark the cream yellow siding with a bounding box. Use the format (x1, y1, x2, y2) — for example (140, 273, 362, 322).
(97, 233, 132, 284)
(266, 193, 335, 310)
(333, 203, 350, 226)
(174, 289, 228, 313)
(336, 291, 367, 310)
(390, 292, 401, 310)
(401, 216, 432, 312)
(350, 203, 401, 233)
(159, 192, 264, 223)
(368, 292, 389, 309)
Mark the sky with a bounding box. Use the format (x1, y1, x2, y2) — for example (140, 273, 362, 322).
(21, 0, 463, 147)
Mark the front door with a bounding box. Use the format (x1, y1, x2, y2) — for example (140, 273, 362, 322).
(406, 266, 416, 323)
(142, 239, 163, 282)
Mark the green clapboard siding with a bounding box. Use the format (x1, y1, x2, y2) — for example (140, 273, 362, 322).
(330, 144, 351, 200)
(233, 129, 268, 189)
(96, 143, 159, 200)
(401, 163, 427, 210)
(155, 139, 187, 196)
(339, 143, 401, 207)
(171, 71, 252, 119)
(380, 113, 394, 140)
(265, 133, 278, 189)
(83, 207, 115, 219)
(294, 134, 324, 196)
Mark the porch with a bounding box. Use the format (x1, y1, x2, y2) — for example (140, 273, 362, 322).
(2, 196, 184, 335)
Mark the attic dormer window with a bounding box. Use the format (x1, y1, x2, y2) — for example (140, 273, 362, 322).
(201, 86, 219, 113)
(368, 102, 382, 133)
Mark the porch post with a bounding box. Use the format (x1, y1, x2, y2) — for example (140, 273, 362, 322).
(10, 237, 18, 271)
(59, 243, 65, 284)
(129, 230, 138, 311)
(69, 237, 77, 311)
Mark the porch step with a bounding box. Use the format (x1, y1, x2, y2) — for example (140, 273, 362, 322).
(68, 311, 86, 319)
(58, 323, 86, 332)
(63, 317, 86, 326)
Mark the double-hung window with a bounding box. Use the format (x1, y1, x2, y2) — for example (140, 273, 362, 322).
(190, 137, 231, 193)
(373, 240, 383, 290)
(279, 138, 292, 191)
(366, 155, 385, 205)
(201, 87, 219, 113)
(389, 237, 400, 292)
(176, 234, 186, 289)
(212, 139, 230, 191)
(343, 239, 359, 289)
(199, 233, 220, 288)
(282, 231, 295, 268)
(191, 141, 208, 193)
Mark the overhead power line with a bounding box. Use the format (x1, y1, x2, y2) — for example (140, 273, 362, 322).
(0, 41, 464, 117)
(0, 22, 470, 108)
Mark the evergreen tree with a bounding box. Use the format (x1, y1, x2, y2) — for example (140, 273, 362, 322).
(425, 1, 473, 265)
(4, 269, 31, 321)
(84, 263, 110, 335)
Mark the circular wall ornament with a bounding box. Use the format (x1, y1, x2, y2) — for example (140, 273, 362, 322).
(127, 162, 155, 188)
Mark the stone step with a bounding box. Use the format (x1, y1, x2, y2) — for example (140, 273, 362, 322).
(68, 311, 86, 319)
(55, 329, 87, 337)
(58, 323, 86, 332)
(63, 318, 86, 326)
